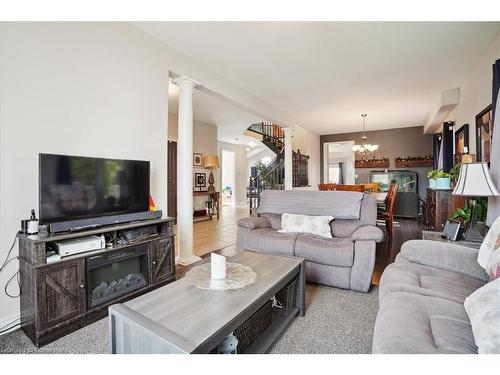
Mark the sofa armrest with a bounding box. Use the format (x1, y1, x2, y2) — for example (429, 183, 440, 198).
(351, 225, 384, 242)
(398, 240, 489, 281)
(237, 217, 271, 230)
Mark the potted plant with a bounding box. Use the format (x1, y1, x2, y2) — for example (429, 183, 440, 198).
(427, 169, 438, 188)
(449, 162, 462, 188)
(435, 170, 451, 189)
(452, 198, 488, 235)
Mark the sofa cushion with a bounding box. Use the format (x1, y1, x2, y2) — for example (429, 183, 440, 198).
(331, 195, 377, 238)
(246, 228, 299, 257)
(379, 260, 486, 304)
(294, 234, 354, 267)
(373, 291, 477, 354)
(260, 213, 282, 230)
(237, 217, 271, 230)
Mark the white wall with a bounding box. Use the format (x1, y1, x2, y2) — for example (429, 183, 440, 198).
(0, 23, 170, 325)
(217, 142, 247, 204)
(446, 31, 500, 154)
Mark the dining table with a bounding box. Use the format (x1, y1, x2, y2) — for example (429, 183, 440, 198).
(371, 192, 388, 204)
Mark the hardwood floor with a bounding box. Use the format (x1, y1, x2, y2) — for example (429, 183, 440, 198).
(174, 203, 248, 258)
(176, 206, 425, 286)
(372, 218, 425, 285)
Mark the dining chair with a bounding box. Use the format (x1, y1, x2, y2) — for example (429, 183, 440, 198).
(377, 183, 398, 239)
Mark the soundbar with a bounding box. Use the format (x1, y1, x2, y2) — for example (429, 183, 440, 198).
(48, 210, 163, 234)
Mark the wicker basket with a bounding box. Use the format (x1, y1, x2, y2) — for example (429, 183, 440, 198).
(274, 278, 297, 316)
(233, 300, 273, 353)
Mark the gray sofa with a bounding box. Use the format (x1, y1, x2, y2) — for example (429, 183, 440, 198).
(373, 239, 489, 354)
(237, 190, 383, 292)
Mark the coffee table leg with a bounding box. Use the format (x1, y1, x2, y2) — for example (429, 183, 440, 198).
(296, 261, 306, 317)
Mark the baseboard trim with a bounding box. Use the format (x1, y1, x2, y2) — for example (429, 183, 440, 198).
(0, 312, 21, 336)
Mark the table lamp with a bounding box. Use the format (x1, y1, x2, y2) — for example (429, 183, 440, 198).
(452, 162, 499, 242)
(202, 154, 219, 193)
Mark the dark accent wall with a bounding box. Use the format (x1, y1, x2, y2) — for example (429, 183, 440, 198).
(320, 126, 433, 199)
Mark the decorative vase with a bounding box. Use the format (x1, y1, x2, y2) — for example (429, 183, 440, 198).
(429, 179, 437, 188)
(436, 177, 451, 189)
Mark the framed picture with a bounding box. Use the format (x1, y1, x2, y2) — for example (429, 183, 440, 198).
(475, 104, 493, 163)
(194, 172, 206, 190)
(193, 153, 203, 167)
(454, 123, 469, 163)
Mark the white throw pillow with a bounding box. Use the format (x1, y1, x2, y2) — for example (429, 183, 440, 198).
(478, 215, 500, 269)
(278, 213, 333, 238)
(464, 277, 500, 354)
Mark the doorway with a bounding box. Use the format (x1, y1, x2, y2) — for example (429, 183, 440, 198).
(323, 141, 355, 184)
(167, 140, 177, 220)
(221, 150, 236, 206)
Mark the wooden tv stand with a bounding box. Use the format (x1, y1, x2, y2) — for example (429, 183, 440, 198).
(18, 217, 175, 347)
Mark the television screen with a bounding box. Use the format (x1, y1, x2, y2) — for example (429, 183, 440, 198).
(39, 153, 150, 224)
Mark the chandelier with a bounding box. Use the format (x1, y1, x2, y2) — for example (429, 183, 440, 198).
(352, 114, 379, 157)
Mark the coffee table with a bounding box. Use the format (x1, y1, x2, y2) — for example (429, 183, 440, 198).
(109, 250, 305, 353)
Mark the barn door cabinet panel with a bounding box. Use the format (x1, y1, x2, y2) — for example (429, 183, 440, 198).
(149, 237, 175, 284)
(37, 259, 86, 331)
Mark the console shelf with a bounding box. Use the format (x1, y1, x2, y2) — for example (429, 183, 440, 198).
(18, 217, 176, 347)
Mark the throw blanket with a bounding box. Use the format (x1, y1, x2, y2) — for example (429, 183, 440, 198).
(257, 190, 364, 220)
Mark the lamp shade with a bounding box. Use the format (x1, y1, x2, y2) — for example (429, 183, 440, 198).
(202, 154, 219, 169)
(452, 162, 499, 197)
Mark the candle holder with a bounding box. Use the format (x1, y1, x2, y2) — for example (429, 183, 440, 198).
(185, 263, 257, 290)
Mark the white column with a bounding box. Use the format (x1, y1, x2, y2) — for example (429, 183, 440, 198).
(283, 127, 294, 190)
(172, 76, 201, 266)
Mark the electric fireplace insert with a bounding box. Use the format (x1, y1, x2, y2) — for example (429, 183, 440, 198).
(87, 244, 149, 308)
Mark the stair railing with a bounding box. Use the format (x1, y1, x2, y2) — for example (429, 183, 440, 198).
(248, 156, 285, 213)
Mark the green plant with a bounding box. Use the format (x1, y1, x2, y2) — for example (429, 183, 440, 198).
(452, 198, 488, 223)
(435, 170, 450, 178)
(427, 169, 450, 179)
(427, 169, 438, 179)
(449, 163, 462, 182)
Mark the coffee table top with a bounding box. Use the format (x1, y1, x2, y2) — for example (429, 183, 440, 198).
(122, 250, 304, 352)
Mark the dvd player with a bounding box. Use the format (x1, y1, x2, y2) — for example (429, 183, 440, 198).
(54, 235, 106, 257)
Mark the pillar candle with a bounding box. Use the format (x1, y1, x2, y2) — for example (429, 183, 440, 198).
(211, 253, 226, 280)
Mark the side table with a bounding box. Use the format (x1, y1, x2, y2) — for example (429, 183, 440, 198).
(422, 230, 481, 249)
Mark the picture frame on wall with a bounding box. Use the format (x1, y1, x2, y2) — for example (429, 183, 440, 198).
(194, 172, 206, 191)
(475, 104, 493, 163)
(193, 153, 203, 167)
(454, 123, 469, 163)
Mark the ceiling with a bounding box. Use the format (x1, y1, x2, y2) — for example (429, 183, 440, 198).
(168, 81, 265, 146)
(141, 22, 500, 135)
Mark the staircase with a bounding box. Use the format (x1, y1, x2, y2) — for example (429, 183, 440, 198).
(247, 122, 285, 154)
(246, 122, 310, 213)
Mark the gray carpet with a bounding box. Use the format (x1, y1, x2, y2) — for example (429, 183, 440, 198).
(0, 284, 378, 354)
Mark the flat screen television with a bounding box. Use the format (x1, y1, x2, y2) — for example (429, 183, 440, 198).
(39, 153, 150, 224)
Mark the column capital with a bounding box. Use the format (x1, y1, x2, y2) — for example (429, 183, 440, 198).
(172, 75, 201, 88)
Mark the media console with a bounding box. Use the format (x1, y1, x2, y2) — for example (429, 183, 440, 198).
(18, 217, 175, 347)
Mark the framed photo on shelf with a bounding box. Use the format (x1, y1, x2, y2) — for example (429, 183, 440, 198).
(475, 104, 493, 163)
(454, 123, 469, 163)
(193, 153, 203, 167)
(194, 172, 206, 191)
